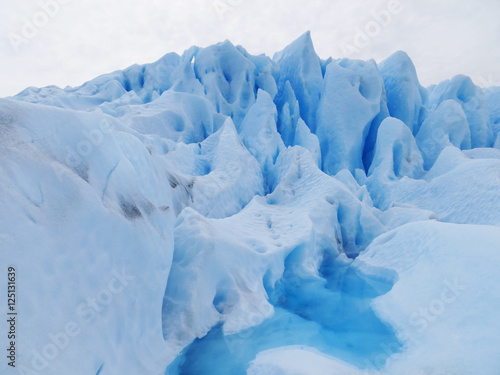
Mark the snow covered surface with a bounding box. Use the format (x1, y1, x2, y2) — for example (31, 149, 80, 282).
(1, 32, 499, 375)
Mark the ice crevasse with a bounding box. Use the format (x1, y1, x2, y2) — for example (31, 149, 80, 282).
(1, 31, 500, 375)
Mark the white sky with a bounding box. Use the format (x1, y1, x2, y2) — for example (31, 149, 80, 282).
(0, 0, 499, 98)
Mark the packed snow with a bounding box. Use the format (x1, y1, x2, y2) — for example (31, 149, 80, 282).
(0, 31, 499, 375)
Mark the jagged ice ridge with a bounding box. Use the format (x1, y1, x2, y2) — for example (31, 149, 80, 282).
(1, 31, 500, 375)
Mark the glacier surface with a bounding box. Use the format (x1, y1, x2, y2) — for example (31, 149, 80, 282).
(1, 31, 499, 375)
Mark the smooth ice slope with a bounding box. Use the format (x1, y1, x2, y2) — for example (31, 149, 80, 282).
(1, 32, 500, 375)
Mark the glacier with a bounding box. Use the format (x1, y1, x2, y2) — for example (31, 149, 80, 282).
(0, 31, 499, 375)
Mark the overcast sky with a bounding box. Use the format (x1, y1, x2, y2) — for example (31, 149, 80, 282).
(0, 0, 499, 98)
